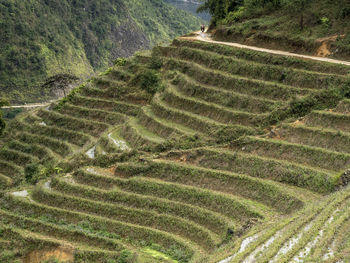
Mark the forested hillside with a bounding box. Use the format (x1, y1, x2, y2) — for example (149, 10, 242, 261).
(165, 0, 210, 21)
(199, 0, 350, 59)
(0, 0, 201, 103)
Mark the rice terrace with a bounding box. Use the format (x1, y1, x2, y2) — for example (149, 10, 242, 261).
(1, 0, 350, 262)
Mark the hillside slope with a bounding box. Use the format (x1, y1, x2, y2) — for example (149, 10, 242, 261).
(0, 0, 201, 104)
(0, 34, 350, 262)
(165, 0, 211, 21)
(204, 0, 350, 60)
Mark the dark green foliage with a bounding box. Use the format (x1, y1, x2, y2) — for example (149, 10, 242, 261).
(114, 58, 128, 67)
(24, 163, 41, 185)
(165, 0, 210, 21)
(149, 56, 164, 70)
(0, 99, 9, 136)
(25, 161, 61, 185)
(267, 85, 349, 124)
(197, 0, 244, 25)
(0, 0, 201, 104)
(117, 250, 134, 263)
(1, 108, 23, 120)
(139, 70, 163, 95)
(212, 0, 350, 58)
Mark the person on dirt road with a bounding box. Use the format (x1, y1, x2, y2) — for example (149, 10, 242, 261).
(201, 25, 205, 33)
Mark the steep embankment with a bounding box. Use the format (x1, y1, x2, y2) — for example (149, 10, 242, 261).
(0, 0, 202, 103)
(0, 35, 350, 262)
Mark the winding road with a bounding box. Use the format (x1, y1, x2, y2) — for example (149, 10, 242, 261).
(181, 31, 350, 66)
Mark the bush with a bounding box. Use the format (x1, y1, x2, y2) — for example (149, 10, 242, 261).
(224, 6, 246, 24)
(25, 163, 41, 185)
(149, 56, 164, 70)
(25, 161, 63, 185)
(117, 250, 135, 263)
(139, 70, 163, 95)
(114, 58, 127, 67)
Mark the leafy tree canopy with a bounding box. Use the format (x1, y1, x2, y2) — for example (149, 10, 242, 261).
(0, 98, 9, 136)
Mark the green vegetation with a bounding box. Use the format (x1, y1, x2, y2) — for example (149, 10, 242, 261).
(1, 22, 350, 263)
(0, 0, 202, 104)
(165, 0, 210, 21)
(199, 0, 350, 59)
(0, 99, 8, 135)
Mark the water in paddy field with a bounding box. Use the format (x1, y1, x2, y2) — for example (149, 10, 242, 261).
(165, 0, 211, 22)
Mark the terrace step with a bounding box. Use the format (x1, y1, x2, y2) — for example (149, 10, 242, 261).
(80, 83, 148, 106)
(74, 169, 263, 224)
(140, 106, 197, 137)
(56, 103, 126, 125)
(37, 109, 108, 137)
(52, 175, 231, 237)
(257, 189, 350, 263)
(173, 39, 350, 75)
(92, 76, 125, 89)
(106, 68, 133, 82)
(80, 85, 114, 99)
(34, 187, 219, 250)
(320, 204, 350, 261)
(164, 57, 314, 101)
(133, 159, 304, 214)
(278, 123, 350, 154)
(173, 72, 277, 114)
(16, 131, 72, 157)
(305, 110, 350, 133)
(0, 208, 125, 252)
(232, 136, 350, 172)
(335, 99, 350, 114)
(162, 147, 338, 194)
(0, 173, 12, 189)
(163, 85, 264, 127)
(17, 119, 91, 147)
(0, 148, 37, 166)
(0, 160, 23, 179)
(152, 94, 255, 137)
(71, 95, 141, 116)
(120, 117, 166, 148)
(161, 46, 349, 90)
(14, 228, 123, 262)
(2, 196, 196, 261)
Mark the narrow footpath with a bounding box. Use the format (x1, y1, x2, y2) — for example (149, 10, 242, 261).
(2, 102, 51, 109)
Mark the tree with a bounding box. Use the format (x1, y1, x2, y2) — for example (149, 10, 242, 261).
(286, 0, 310, 30)
(0, 98, 9, 136)
(41, 74, 79, 98)
(197, 0, 244, 25)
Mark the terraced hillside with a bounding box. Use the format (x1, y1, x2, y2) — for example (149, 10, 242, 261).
(1, 37, 350, 263)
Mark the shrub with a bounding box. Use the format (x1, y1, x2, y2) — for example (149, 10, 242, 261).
(149, 56, 164, 70)
(139, 70, 163, 95)
(25, 163, 41, 185)
(114, 58, 127, 67)
(224, 6, 246, 24)
(117, 250, 135, 263)
(25, 161, 62, 185)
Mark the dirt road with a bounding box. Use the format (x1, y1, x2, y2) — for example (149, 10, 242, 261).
(181, 32, 350, 66)
(2, 102, 51, 109)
